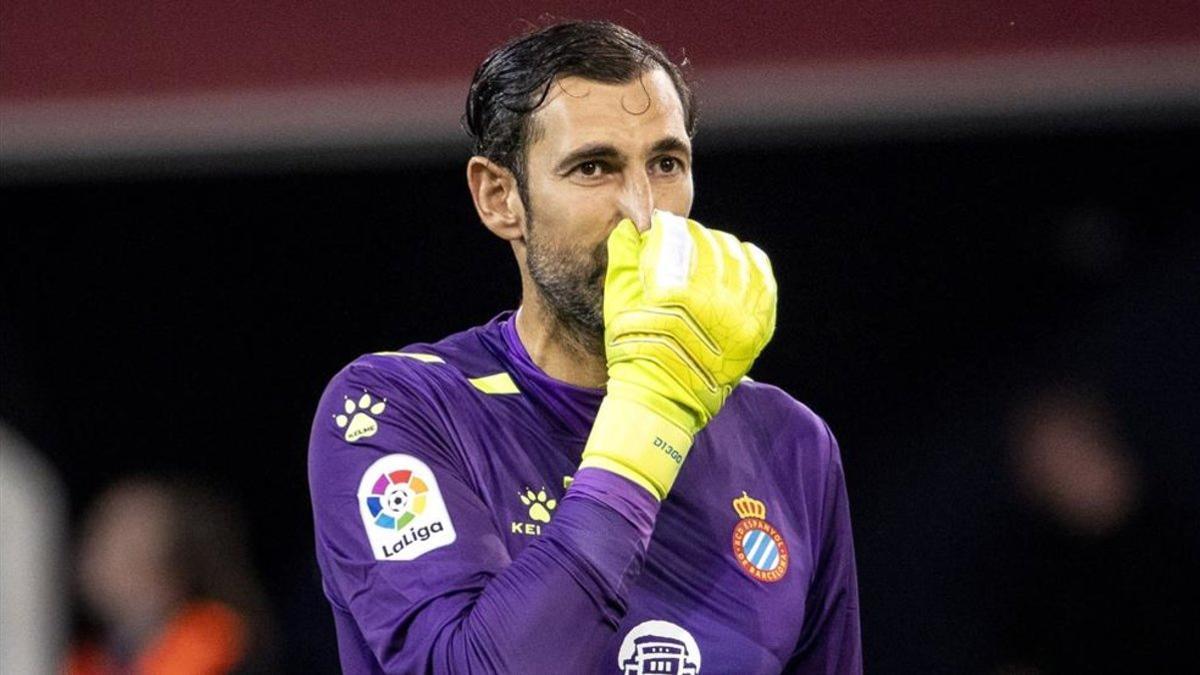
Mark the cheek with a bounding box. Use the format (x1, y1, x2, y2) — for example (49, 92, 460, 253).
(533, 194, 614, 249)
(528, 176, 610, 231)
(562, 193, 617, 238)
(655, 177, 695, 217)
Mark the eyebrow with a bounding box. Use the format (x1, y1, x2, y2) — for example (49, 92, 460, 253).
(554, 136, 692, 173)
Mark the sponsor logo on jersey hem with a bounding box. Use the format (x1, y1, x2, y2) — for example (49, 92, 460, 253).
(618, 620, 701, 674)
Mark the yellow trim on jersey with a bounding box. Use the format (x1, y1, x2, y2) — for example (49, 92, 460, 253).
(467, 372, 521, 395)
(373, 351, 445, 363)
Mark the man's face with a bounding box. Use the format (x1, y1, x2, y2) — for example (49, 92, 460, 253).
(520, 67, 694, 347)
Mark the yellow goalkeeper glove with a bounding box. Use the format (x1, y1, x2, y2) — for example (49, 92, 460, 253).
(579, 210, 777, 500)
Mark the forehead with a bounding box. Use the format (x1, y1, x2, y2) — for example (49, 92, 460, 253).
(528, 68, 689, 157)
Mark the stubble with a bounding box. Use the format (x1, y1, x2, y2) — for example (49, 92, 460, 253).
(525, 218, 608, 358)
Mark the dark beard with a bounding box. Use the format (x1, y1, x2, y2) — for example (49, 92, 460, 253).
(526, 223, 607, 357)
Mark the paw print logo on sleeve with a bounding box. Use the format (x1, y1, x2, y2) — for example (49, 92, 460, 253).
(335, 392, 387, 442)
(519, 487, 557, 523)
(511, 485, 558, 536)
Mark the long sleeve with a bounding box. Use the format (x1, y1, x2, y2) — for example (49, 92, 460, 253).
(308, 359, 659, 673)
(785, 422, 863, 674)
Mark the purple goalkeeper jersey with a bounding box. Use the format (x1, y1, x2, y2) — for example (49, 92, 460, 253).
(308, 311, 861, 674)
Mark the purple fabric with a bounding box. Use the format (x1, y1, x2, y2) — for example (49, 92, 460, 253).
(307, 311, 862, 673)
(498, 311, 607, 438)
(568, 467, 660, 544)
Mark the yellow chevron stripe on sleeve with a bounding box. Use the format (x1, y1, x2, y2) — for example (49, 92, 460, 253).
(373, 351, 445, 363)
(467, 372, 521, 395)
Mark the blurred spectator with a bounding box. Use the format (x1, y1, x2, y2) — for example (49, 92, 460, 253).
(995, 383, 1197, 673)
(1011, 386, 1137, 538)
(65, 477, 275, 675)
(0, 420, 66, 675)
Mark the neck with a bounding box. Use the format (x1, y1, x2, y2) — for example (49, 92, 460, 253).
(514, 297, 607, 389)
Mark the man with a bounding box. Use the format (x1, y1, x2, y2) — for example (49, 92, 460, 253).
(308, 20, 860, 674)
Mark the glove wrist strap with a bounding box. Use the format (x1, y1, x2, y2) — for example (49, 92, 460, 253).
(580, 396, 696, 501)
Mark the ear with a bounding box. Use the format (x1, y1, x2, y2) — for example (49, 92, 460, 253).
(467, 156, 525, 241)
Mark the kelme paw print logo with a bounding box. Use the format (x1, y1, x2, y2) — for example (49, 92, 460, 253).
(519, 487, 557, 523)
(335, 392, 386, 442)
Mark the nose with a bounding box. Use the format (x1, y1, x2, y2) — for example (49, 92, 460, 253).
(616, 171, 655, 233)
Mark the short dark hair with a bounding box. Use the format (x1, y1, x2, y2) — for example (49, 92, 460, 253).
(463, 20, 697, 206)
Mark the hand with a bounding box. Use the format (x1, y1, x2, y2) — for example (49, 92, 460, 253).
(578, 210, 777, 499)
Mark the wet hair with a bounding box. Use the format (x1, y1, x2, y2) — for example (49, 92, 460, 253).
(463, 20, 697, 208)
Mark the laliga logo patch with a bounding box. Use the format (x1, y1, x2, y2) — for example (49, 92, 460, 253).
(618, 620, 701, 675)
(731, 491, 789, 583)
(358, 454, 455, 561)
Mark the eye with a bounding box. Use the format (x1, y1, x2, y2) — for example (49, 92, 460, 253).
(574, 160, 609, 178)
(654, 156, 684, 174)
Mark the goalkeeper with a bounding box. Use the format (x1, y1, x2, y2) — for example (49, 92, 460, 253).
(307, 20, 861, 674)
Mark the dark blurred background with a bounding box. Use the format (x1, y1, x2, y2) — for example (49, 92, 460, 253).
(2, 2, 1198, 673)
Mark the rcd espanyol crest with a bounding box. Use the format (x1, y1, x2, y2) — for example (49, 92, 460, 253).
(730, 491, 789, 583)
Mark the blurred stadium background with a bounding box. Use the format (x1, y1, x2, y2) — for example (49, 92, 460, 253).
(2, 2, 1198, 672)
